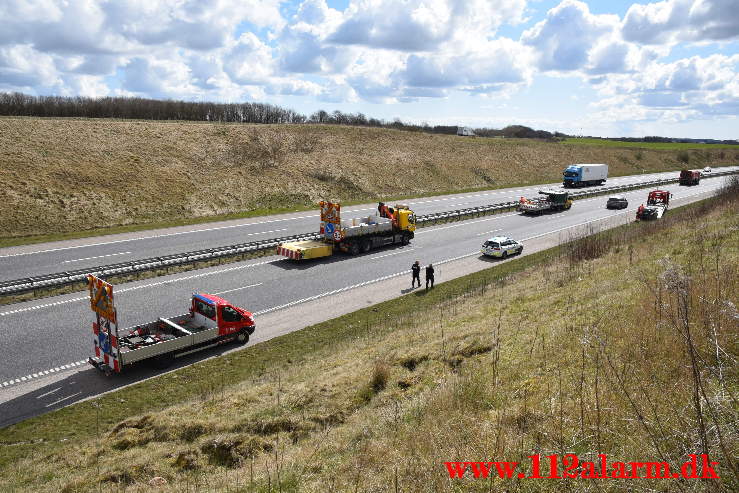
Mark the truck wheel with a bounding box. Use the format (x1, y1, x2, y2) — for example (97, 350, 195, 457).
(236, 331, 249, 345)
(401, 233, 410, 246)
(348, 242, 360, 255)
(361, 239, 371, 253)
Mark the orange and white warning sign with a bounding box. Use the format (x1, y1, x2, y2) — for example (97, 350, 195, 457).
(87, 274, 116, 323)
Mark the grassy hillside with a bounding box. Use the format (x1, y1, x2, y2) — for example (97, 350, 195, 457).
(564, 137, 739, 150)
(1, 116, 737, 241)
(1, 184, 736, 492)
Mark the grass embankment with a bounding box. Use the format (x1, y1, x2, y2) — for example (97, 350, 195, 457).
(1, 182, 737, 492)
(564, 137, 739, 150)
(2, 116, 738, 245)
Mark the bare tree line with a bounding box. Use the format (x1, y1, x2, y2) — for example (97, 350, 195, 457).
(0, 92, 561, 139)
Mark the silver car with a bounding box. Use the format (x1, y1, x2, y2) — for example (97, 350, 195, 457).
(481, 236, 523, 258)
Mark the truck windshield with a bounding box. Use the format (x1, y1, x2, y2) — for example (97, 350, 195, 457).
(564, 171, 578, 177)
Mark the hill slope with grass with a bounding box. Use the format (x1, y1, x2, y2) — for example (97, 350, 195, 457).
(1, 116, 737, 239)
(1, 184, 736, 492)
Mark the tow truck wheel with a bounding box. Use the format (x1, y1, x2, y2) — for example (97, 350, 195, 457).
(348, 242, 360, 255)
(361, 239, 371, 253)
(236, 331, 249, 345)
(401, 233, 410, 246)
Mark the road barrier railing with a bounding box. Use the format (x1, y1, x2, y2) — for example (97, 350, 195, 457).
(1, 170, 735, 296)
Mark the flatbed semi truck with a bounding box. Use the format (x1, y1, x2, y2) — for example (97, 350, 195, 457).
(277, 201, 416, 260)
(87, 275, 255, 374)
(518, 190, 573, 214)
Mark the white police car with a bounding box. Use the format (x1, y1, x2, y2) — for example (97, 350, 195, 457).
(481, 236, 523, 258)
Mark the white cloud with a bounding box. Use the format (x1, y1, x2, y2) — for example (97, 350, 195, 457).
(522, 0, 621, 71)
(329, 0, 526, 51)
(622, 0, 739, 45)
(223, 33, 275, 85)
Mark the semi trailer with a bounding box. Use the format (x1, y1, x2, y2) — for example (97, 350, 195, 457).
(87, 275, 255, 375)
(276, 201, 416, 260)
(563, 164, 608, 187)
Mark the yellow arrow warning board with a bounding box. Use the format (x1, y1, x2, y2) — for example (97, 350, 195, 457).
(88, 275, 116, 323)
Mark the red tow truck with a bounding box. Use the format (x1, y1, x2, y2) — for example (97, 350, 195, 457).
(636, 190, 671, 220)
(87, 275, 255, 375)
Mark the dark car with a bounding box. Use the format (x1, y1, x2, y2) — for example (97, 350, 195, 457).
(606, 195, 628, 209)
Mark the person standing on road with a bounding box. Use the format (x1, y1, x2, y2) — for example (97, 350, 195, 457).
(425, 263, 435, 290)
(411, 260, 421, 288)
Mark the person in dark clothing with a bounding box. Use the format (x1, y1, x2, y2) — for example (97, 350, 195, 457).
(411, 260, 421, 288)
(425, 263, 435, 290)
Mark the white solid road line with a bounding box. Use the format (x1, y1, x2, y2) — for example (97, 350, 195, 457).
(63, 251, 132, 263)
(0, 228, 290, 258)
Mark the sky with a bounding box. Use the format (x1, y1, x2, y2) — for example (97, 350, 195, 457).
(0, 0, 737, 139)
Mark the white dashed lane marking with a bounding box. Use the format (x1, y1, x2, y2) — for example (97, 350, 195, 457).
(63, 251, 132, 263)
(1, 360, 86, 389)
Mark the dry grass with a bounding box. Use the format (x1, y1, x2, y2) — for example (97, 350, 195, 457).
(1, 187, 736, 491)
(2, 117, 737, 239)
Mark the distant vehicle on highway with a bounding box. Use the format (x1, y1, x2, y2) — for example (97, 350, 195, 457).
(702, 166, 712, 176)
(481, 236, 523, 258)
(563, 163, 608, 187)
(679, 169, 701, 186)
(606, 195, 628, 209)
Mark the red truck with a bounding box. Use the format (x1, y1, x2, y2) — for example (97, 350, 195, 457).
(679, 169, 701, 186)
(87, 276, 255, 374)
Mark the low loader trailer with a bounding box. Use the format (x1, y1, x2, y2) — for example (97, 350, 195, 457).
(277, 201, 416, 260)
(518, 190, 573, 214)
(87, 275, 255, 375)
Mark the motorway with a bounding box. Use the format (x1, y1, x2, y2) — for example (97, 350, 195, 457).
(0, 172, 733, 418)
(3, 168, 735, 281)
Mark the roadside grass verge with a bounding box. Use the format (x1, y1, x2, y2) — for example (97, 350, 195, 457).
(0, 182, 736, 491)
(564, 137, 739, 150)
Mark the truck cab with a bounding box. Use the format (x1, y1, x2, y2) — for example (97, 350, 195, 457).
(190, 293, 255, 340)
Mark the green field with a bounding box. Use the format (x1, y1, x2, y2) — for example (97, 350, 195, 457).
(564, 137, 739, 149)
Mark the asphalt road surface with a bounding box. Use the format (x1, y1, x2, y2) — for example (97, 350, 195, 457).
(0, 173, 732, 385)
(3, 168, 735, 281)
(0, 174, 732, 427)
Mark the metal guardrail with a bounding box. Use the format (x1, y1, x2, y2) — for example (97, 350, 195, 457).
(1, 170, 735, 296)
